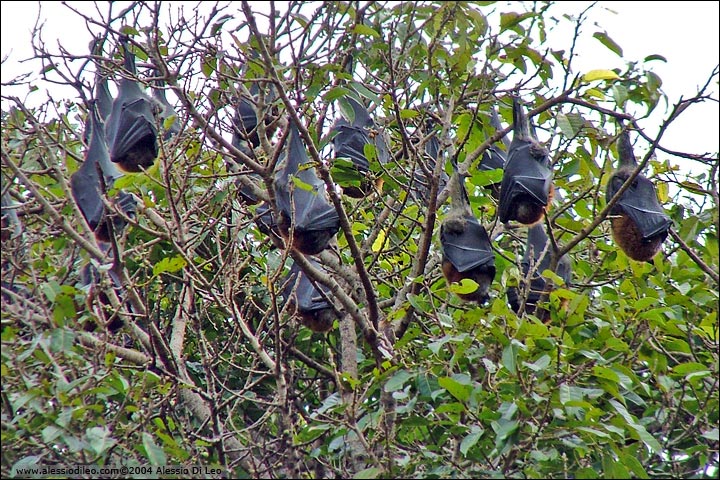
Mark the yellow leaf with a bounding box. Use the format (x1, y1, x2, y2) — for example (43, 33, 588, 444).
(372, 229, 386, 253)
(585, 88, 606, 100)
(583, 69, 620, 82)
(656, 182, 669, 203)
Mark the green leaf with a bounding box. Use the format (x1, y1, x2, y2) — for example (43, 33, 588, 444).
(459, 425, 484, 456)
(324, 86, 351, 103)
(85, 426, 116, 456)
(449, 278, 479, 294)
(593, 31, 623, 57)
(142, 432, 167, 465)
(644, 54, 667, 63)
(385, 370, 412, 392)
(608, 399, 662, 453)
(372, 229, 386, 253)
(583, 69, 620, 82)
(353, 24, 380, 38)
(501, 343, 517, 375)
(153, 255, 188, 276)
(438, 376, 471, 402)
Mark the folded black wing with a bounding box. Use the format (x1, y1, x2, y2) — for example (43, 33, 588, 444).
(281, 258, 333, 314)
(440, 215, 495, 273)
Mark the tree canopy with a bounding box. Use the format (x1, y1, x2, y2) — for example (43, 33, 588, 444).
(1, 2, 718, 478)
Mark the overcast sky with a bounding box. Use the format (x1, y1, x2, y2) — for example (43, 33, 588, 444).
(2, 1, 718, 164)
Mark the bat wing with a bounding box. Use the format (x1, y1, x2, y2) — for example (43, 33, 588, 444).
(480, 145, 506, 171)
(607, 173, 671, 240)
(296, 275, 333, 314)
(615, 176, 672, 240)
(276, 124, 341, 231)
(233, 96, 260, 149)
(332, 122, 372, 172)
(107, 95, 158, 166)
(96, 77, 114, 122)
(282, 259, 333, 313)
(71, 159, 104, 232)
(440, 216, 495, 272)
(280, 185, 340, 232)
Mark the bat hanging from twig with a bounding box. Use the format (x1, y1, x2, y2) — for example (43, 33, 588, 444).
(498, 97, 554, 225)
(606, 129, 671, 262)
(331, 96, 390, 198)
(281, 257, 337, 332)
(105, 37, 159, 173)
(506, 223, 572, 318)
(440, 158, 496, 303)
(274, 123, 341, 255)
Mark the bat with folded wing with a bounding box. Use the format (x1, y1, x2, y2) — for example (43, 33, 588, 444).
(275, 123, 341, 255)
(506, 224, 572, 317)
(105, 38, 159, 172)
(331, 96, 390, 198)
(281, 257, 337, 332)
(71, 102, 136, 242)
(606, 130, 671, 262)
(498, 97, 554, 225)
(440, 159, 496, 303)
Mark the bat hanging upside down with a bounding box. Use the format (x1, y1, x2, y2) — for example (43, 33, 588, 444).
(498, 97, 554, 225)
(606, 129, 671, 262)
(440, 158, 496, 303)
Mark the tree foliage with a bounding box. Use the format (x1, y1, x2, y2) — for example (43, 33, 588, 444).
(1, 2, 718, 478)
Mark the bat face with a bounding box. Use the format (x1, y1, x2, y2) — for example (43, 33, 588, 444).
(274, 124, 340, 255)
(281, 259, 336, 332)
(607, 171, 671, 241)
(106, 42, 159, 173)
(507, 224, 572, 314)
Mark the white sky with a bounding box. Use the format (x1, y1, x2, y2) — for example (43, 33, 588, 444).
(1, 1, 718, 164)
